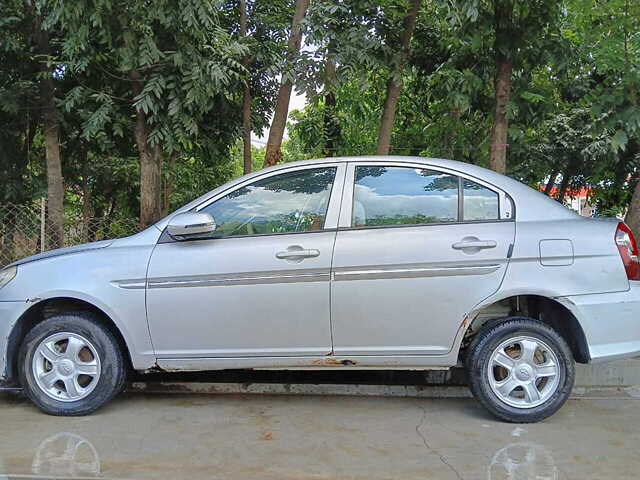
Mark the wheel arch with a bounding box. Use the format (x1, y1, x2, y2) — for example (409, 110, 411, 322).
(6, 296, 134, 382)
(462, 293, 590, 364)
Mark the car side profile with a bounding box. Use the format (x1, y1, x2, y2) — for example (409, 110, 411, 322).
(1, 156, 639, 422)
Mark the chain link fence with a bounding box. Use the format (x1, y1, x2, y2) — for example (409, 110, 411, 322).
(0, 201, 141, 268)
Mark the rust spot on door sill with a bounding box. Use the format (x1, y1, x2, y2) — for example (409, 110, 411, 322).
(313, 358, 357, 366)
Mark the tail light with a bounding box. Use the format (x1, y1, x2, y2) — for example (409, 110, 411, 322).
(616, 222, 640, 280)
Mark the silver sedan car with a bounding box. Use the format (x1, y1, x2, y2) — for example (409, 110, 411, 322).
(1, 156, 639, 421)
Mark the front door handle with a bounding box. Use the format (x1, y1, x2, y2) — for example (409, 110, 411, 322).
(452, 237, 497, 252)
(276, 246, 320, 260)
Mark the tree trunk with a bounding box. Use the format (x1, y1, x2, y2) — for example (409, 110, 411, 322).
(556, 158, 578, 204)
(447, 107, 461, 159)
(323, 47, 340, 157)
(240, 0, 253, 174)
(138, 139, 162, 227)
(162, 151, 177, 216)
(376, 0, 422, 155)
(41, 87, 65, 249)
(81, 150, 93, 242)
(263, 0, 310, 168)
(81, 180, 92, 242)
(604, 131, 640, 212)
(556, 174, 570, 204)
(488, 0, 515, 174)
(624, 141, 640, 236)
(131, 71, 163, 227)
(33, 16, 64, 248)
(242, 84, 253, 174)
(544, 166, 560, 196)
(626, 179, 640, 238)
(489, 59, 513, 173)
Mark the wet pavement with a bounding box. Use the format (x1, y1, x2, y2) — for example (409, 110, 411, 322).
(1, 390, 638, 479)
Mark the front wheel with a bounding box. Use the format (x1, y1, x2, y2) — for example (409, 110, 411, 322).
(466, 317, 575, 423)
(18, 313, 126, 416)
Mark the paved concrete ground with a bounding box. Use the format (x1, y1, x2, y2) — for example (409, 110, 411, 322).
(1, 390, 639, 480)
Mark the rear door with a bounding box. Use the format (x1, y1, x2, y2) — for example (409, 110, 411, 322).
(330, 161, 515, 356)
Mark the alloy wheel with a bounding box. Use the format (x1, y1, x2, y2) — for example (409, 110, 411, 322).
(487, 335, 560, 409)
(32, 332, 102, 402)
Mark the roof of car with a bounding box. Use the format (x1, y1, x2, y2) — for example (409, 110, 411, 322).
(281, 155, 462, 165)
(290, 155, 507, 179)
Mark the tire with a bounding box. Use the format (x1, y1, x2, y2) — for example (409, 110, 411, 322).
(18, 312, 126, 416)
(466, 317, 574, 423)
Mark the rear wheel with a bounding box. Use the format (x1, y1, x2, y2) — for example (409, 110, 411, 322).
(18, 313, 126, 416)
(466, 317, 574, 423)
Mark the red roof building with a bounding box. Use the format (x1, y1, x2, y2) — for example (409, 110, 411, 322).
(539, 186, 595, 217)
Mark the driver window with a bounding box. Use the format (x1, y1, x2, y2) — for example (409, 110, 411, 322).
(201, 167, 336, 237)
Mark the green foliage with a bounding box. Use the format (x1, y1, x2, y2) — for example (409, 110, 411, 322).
(1, 0, 640, 226)
(169, 155, 238, 210)
(288, 72, 386, 157)
(0, 0, 301, 220)
(50, 0, 249, 152)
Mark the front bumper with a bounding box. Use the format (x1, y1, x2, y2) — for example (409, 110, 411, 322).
(0, 301, 32, 381)
(560, 282, 640, 363)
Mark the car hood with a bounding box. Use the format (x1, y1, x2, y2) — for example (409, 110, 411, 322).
(6, 240, 114, 268)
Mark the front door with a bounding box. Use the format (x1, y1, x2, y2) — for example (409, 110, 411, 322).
(331, 162, 515, 356)
(146, 164, 344, 358)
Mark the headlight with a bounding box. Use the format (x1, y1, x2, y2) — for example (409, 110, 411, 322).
(0, 266, 17, 289)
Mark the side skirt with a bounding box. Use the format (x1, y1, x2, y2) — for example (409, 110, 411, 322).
(155, 354, 459, 372)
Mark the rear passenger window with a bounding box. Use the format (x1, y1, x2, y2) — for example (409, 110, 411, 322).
(463, 179, 499, 221)
(352, 166, 458, 227)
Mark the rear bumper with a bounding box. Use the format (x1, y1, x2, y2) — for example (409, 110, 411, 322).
(0, 300, 31, 381)
(559, 283, 640, 363)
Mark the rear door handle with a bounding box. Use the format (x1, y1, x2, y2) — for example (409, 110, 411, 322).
(276, 246, 320, 260)
(452, 239, 497, 250)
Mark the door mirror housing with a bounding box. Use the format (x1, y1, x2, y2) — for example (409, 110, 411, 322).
(167, 212, 216, 240)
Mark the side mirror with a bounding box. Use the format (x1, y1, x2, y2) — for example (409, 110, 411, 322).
(167, 212, 216, 240)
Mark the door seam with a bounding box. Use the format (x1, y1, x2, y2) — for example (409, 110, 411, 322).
(328, 163, 350, 355)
